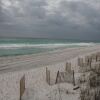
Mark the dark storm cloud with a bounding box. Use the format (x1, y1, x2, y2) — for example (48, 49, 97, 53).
(0, 0, 100, 40)
(0, 1, 6, 23)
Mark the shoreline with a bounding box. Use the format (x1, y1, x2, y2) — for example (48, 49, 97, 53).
(0, 45, 100, 74)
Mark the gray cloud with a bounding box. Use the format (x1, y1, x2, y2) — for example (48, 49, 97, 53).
(0, 0, 100, 41)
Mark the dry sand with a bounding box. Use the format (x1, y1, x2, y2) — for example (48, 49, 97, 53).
(0, 45, 100, 100)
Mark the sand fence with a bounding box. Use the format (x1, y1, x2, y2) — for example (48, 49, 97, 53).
(78, 52, 100, 100)
(0, 62, 66, 100)
(0, 52, 100, 100)
(45, 62, 75, 86)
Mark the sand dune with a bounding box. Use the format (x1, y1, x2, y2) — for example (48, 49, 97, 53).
(0, 45, 100, 100)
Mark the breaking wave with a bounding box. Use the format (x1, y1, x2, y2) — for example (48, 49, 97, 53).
(0, 43, 95, 49)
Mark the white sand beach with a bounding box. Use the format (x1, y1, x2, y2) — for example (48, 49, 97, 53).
(0, 0, 100, 99)
(0, 45, 100, 100)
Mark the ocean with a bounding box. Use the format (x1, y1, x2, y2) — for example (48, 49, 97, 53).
(0, 38, 98, 57)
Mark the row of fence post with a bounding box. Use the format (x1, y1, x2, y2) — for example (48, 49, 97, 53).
(46, 62, 75, 86)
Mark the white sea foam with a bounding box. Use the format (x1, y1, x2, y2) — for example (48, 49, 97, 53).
(0, 43, 95, 49)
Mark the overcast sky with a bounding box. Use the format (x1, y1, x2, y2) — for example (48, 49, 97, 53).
(0, 0, 100, 40)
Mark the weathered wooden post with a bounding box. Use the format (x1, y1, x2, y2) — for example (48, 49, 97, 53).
(46, 67, 48, 83)
(48, 70, 50, 85)
(46, 67, 50, 85)
(55, 71, 61, 84)
(78, 58, 84, 67)
(85, 56, 92, 68)
(65, 62, 71, 73)
(96, 53, 98, 62)
(20, 75, 25, 100)
(72, 70, 75, 86)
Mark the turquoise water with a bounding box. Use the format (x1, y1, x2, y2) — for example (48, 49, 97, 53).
(0, 38, 98, 56)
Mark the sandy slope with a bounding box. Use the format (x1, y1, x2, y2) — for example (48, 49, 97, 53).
(0, 45, 100, 100)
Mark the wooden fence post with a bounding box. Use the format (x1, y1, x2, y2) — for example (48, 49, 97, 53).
(78, 58, 84, 67)
(46, 67, 50, 85)
(65, 62, 71, 73)
(46, 67, 48, 83)
(20, 75, 25, 100)
(73, 70, 75, 86)
(55, 71, 61, 84)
